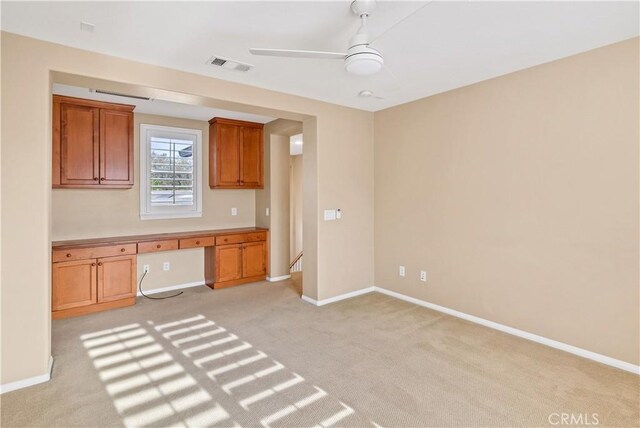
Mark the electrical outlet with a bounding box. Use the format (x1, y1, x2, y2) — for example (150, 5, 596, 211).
(420, 270, 427, 282)
(231, 207, 238, 216)
(163, 262, 170, 271)
(143, 265, 150, 273)
(399, 265, 405, 277)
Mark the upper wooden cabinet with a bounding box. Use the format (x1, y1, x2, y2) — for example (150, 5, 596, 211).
(53, 95, 134, 189)
(209, 118, 264, 189)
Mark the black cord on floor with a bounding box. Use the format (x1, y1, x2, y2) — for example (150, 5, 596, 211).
(138, 271, 184, 300)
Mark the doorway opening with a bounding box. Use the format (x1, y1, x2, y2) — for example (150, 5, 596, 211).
(289, 133, 304, 293)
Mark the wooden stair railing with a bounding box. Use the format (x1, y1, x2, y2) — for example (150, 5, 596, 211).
(289, 251, 303, 271)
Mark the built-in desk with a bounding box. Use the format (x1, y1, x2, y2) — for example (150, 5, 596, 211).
(51, 227, 269, 319)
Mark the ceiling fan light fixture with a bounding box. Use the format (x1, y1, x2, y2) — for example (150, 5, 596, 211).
(345, 45, 383, 75)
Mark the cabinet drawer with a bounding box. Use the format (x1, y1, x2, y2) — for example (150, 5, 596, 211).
(138, 239, 179, 253)
(216, 232, 266, 245)
(53, 243, 136, 262)
(179, 236, 215, 249)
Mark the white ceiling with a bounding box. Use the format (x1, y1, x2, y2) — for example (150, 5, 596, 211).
(53, 84, 275, 123)
(3, 1, 638, 112)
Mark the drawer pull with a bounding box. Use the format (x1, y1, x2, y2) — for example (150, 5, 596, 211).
(223, 238, 228, 242)
(156, 244, 161, 249)
(195, 241, 200, 245)
(66, 253, 72, 258)
(120, 248, 126, 252)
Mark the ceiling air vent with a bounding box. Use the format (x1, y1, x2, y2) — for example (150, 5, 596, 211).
(206, 55, 254, 73)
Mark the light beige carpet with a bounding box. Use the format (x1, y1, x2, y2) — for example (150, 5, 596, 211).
(1, 278, 638, 427)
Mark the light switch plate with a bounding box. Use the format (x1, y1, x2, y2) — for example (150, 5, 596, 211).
(324, 209, 337, 221)
(266, 208, 269, 216)
(163, 262, 170, 271)
(420, 271, 427, 282)
(231, 207, 238, 216)
(399, 266, 405, 277)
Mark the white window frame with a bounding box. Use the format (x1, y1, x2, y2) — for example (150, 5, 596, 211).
(140, 124, 203, 220)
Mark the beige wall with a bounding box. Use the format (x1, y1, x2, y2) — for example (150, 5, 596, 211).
(290, 155, 303, 260)
(267, 134, 291, 278)
(53, 113, 256, 241)
(302, 118, 320, 300)
(138, 249, 204, 293)
(255, 127, 271, 230)
(374, 38, 639, 365)
(0, 32, 374, 385)
(255, 119, 301, 278)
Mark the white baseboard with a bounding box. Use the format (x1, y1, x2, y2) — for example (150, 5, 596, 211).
(137, 281, 205, 296)
(0, 356, 53, 394)
(301, 287, 375, 307)
(301, 295, 318, 305)
(299, 284, 639, 374)
(374, 286, 640, 375)
(267, 275, 291, 282)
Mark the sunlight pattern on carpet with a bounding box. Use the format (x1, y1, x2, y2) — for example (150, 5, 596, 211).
(82, 316, 377, 427)
(81, 323, 239, 427)
(154, 314, 377, 428)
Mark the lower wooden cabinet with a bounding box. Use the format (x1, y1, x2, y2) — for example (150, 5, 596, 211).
(52, 253, 136, 319)
(206, 233, 268, 289)
(243, 241, 267, 278)
(52, 228, 268, 318)
(215, 244, 243, 283)
(98, 255, 137, 303)
(52, 259, 97, 311)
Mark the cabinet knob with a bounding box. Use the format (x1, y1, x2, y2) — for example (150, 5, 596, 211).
(93, 177, 98, 181)
(120, 248, 126, 252)
(195, 241, 200, 245)
(97, 262, 103, 266)
(100, 177, 105, 181)
(223, 238, 228, 242)
(156, 244, 161, 249)
(91, 263, 96, 267)
(66, 253, 72, 258)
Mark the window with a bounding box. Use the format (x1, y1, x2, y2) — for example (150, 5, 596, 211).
(140, 124, 202, 219)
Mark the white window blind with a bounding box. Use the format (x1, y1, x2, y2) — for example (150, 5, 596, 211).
(140, 124, 202, 220)
(150, 137, 194, 206)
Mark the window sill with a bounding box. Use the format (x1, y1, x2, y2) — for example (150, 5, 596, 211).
(140, 212, 203, 221)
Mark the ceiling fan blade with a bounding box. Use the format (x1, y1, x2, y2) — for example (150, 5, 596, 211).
(369, 1, 434, 45)
(249, 48, 346, 60)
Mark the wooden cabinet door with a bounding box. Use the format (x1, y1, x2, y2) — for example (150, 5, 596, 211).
(52, 260, 97, 311)
(97, 255, 136, 303)
(242, 241, 267, 278)
(215, 244, 243, 282)
(239, 127, 263, 188)
(100, 109, 133, 185)
(60, 103, 99, 185)
(214, 124, 240, 186)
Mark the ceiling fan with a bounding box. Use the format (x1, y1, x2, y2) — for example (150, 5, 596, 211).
(249, 0, 430, 77)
